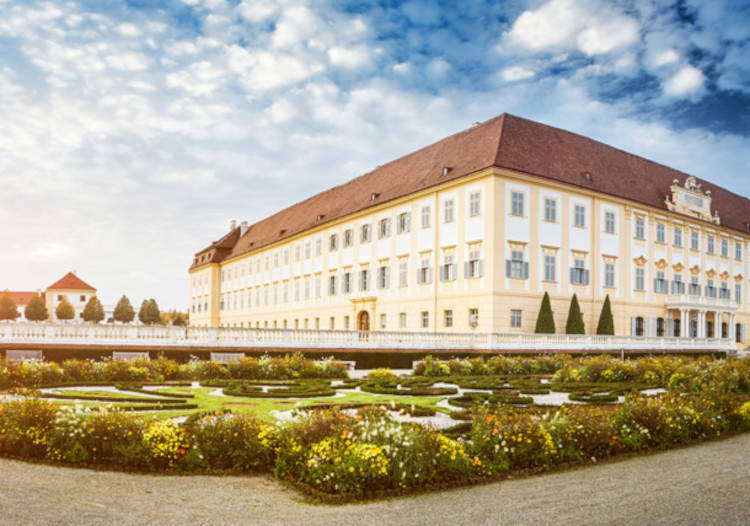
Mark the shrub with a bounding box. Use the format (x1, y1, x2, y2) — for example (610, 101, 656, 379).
(366, 368, 397, 380)
(0, 399, 58, 458)
(143, 420, 190, 468)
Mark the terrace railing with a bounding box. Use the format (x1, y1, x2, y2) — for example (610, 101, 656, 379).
(0, 322, 736, 352)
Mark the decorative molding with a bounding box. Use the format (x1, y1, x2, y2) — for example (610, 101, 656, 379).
(655, 258, 668, 270)
(720, 271, 730, 280)
(664, 176, 720, 225)
(672, 262, 685, 272)
(690, 265, 701, 276)
(634, 255, 647, 267)
(735, 274, 744, 283)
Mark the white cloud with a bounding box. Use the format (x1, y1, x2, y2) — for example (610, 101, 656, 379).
(504, 0, 639, 56)
(664, 65, 705, 96)
(501, 66, 535, 82)
(32, 243, 73, 262)
(271, 6, 319, 48)
(236, 0, 278, 23)
(328, 46, 371, 69)
(116, 23, 140, 37)
(106, 52, 149, 71)
(652, 49, 679, 67)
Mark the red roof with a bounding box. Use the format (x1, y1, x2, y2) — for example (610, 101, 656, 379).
(4, 291, 42, 306)
(192, 113, 750, 268)
(46, 272, 96, 291)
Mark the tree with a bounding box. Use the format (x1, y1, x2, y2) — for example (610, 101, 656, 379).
(172, 315, 187, 326)
(81, 296, 105, 323)
(0, 291, 19, 320)
(565, 294, 585, 334)
(596, 294, 615, 335)
(534, 292, 556, 334)
(24, 294, 48, 321)
(55, 297, 75, 321)
(161, 309, 188, 326)
(138, 298, 161, 325)
(113, 295, 135, 323)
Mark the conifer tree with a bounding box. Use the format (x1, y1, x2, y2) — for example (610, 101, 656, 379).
(24, 294, 48, 321)
(55, 297, 75, 321)
(596, 294, 615, 335)
(113, 295, 135, 324)
(0, 291, 19, 320)
(534, 292, 556, 333)
(81, 296, 105, 323)
(565, 294, 585, 334)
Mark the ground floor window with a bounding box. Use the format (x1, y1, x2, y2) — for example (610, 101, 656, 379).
(634, 316, 644, 336)
(399, 312, 407, 329)
(656, 317, 665, 337)
(421, 311, 429, 328)
(444, 310, 453, 328)
(469, 308, 479, 328)
(510, 309, 522, 328)
(380, 313, 387, 329)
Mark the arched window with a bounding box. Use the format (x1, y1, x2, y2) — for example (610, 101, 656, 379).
(635, 316, 644, 336)
(656, 317, 665, 337)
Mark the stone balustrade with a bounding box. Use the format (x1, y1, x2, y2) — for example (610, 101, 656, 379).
(0, 322, 736, 353)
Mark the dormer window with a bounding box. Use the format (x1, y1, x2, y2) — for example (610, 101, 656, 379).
(370, 192, 379, 201)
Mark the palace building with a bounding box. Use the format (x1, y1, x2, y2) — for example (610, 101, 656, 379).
(5, 272, 100, 321)
(188, 114, 749, 349)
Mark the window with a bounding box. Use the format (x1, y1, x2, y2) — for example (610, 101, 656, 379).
(57, 294, 63, 301)
(736, 283, 743, 304)
(379, 313, 387, 329)
(574, 204, 586, 228)
(421, 206, 431, 229)
(544, 254, 556, 282)
(719, 281, 730, 300)
(654, 271, 668, 294)
(342, 272, 352, 294)
(283, 249, 290, 265)
(421, 311, 429, 328)
(674, 227, 682, 247)
(329, 316, 335, 330)
(671, 274, 685, 295)
(359, 269, 369, 291)
(544, 198, 556, 222)
(510, 309, 522, 328)
(294, 246, 301, 262)
(465, 249, 482, 278)
(293, 282, 299, 302)
(469, 191, 481, 217)
(511, 191, 524, 217)
(343, 229, 353, 248)
(443, 199, 455, 223)
(417, 257, 432, 284)
(605, 211, 615, 234)
(634, 217, 645, 240)
(440, 254, 456, 281)
(707, 236, 715, 254)
(689, 277, 701, 296)
(444, 309, 453, 328)
(399, 312, 407, 329)
(506, 250, 529, 279)
(398, 260, 408, 287)
(360, 224, 371, 243)
(706, 279, 717, 298)
(344, 316, 350, 330)
(736, 242, 743, 261)
(305, 242, 311, 259)
(634, 268, 645, 291)
(656, 317, 665, 337)
(397, 212, 411, 234)
(570, 258, 589, 285)
(378, 218, 391, 239)
(634, 316, 644, 337)
(315, 277, 321, 298)
(721, 238, 729, 257)
(604, 262, 615, 288)
(377, 265, 390, 289)
(329, 234, 338, 251)
(691, 231, 699, 251)
(469, 308, 479, 327)
(80, 295, 86, 302)
(328, 275, 337, 295)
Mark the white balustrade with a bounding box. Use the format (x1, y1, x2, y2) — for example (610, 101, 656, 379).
(0, 321, 736, 353)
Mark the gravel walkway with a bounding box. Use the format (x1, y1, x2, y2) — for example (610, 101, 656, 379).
(1, 434, 748, 526)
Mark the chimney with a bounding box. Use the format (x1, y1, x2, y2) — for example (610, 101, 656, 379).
(239, 221, 249, 236)
(229, 219, 237, 231)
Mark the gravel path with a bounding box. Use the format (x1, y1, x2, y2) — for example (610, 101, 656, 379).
(1, 434, 748, 526)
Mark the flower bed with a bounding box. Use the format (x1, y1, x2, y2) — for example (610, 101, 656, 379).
(0, 356, 748, 502)
(202, 380, 337, 398)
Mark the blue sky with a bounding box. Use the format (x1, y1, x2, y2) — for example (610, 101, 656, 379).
(1, 0, 749, 309)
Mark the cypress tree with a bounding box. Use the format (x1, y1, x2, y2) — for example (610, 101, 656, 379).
(113, 295, 135, 323)
(565, 294, 585, 334)
(55, 297, 75, 321)
(0, 291, 19, 320)
(596, 294, 615, 335)
(534, 292, 556, 333)
(24, 294, 48, 321)
(81, 296, 105, 323)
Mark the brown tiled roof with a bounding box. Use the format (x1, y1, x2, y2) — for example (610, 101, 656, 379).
(46, 272, 96, 291)
(192, 113, 750, 268)
(4, 291, 42, 306)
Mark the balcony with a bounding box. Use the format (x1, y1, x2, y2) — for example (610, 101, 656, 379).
(665, 294, 737, 310)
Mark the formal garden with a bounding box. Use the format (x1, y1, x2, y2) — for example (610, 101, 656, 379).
(0, 352, 749, 501)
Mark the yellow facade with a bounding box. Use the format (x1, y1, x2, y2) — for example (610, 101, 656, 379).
(189, 168, 749, 349)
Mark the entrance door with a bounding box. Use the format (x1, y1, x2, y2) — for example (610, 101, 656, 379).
(357, 310, 370, 331)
